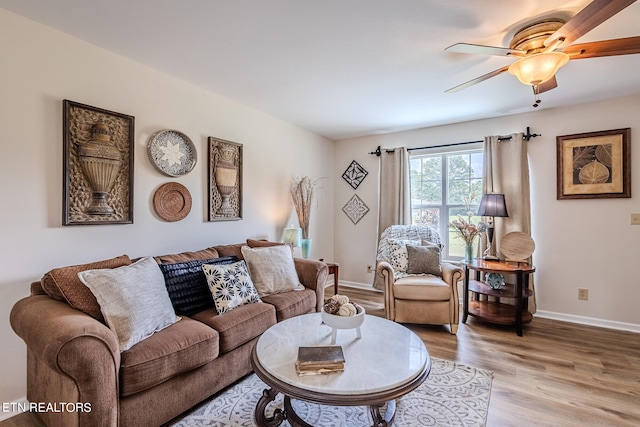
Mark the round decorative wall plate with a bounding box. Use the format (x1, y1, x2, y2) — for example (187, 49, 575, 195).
(153, 182, 192, 222)
(500, 231, 535, 261)
(147, 129, 197, 177)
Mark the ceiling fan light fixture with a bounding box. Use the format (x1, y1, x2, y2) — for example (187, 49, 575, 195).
(508, 52, 569, 86)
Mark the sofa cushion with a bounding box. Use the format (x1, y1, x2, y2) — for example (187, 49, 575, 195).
(119, 317, 220, 397)
(190, 303, 276, 354)
(246, 239, 294, 255)
(393, 275, 451, 301)
(159, 256, 238, 316)
(406, 244, 442, 277)
(78, 257, 180, 351)
(40, 254, 132, 322)
(203, 260, 261, 314)
(212, 243, 245, 259)
(153, 247, 219, 264)
(241, 245, 304, 297)
(260, 288, 316, 321)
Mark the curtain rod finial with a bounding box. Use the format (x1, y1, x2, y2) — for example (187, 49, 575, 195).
(369, 145, 381, 156)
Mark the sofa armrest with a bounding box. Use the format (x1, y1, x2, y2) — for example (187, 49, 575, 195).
(441, 262, 463, 299)
(11, 295, 120, 427)
(294, 258, 328, 312)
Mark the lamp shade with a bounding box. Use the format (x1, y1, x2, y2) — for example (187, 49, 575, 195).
(508, 52, 569, 85)
(477, 194, 508, 218)
(283, 225, 302, 247)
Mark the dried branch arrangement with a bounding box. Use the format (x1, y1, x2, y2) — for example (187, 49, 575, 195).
(290, 176, 316, 239)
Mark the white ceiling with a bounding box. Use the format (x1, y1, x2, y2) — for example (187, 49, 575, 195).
(2, 0, 640, 140)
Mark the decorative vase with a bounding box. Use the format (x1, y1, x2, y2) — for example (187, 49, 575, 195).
(464, 241, 474, 262)
(301, 238, 312, 259)
(77, 123, 122, 215)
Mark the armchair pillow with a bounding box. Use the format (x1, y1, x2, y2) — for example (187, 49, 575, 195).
(387, 238, 421, 273)
(240, 245, 304, 297)
(78, 256, 180, 351)
(406, 244, 442, 277)
(202, 260, 261, 314)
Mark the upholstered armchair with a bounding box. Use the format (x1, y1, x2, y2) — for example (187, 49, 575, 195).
(374, 225, 464, 334)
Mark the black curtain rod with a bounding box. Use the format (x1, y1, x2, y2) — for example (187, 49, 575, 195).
(368, 127, 540, 156)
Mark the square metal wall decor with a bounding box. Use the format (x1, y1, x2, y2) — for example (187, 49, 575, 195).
(342, 194, 370, 225)
(342, 160, 368, 189)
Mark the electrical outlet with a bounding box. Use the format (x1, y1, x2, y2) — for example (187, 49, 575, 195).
(578, 288, 588, 300)
(367, 265, 373, 273)
(631, 213, 640, 225)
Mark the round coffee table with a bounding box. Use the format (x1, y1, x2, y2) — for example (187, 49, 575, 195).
(251, 313, 430, 427)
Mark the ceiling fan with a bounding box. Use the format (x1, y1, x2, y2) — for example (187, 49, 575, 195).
(444, 0, 640, 106)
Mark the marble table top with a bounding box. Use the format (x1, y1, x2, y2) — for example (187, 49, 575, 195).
(255, 313, 429, 395)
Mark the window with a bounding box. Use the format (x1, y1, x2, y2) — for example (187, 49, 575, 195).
(410, 148, 483, 259)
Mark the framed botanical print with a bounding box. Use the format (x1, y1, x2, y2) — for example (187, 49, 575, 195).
(556, 128, 631, 199)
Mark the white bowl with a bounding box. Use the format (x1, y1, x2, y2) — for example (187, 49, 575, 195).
(321, 303, 365, 330)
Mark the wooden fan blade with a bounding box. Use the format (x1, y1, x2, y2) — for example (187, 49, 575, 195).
(537, 76, 558, 93)
(445, 66, 510, 93)
(563, 36, 640, 59)
(445, 43, 526, 57)
(544, 0, 637, 48)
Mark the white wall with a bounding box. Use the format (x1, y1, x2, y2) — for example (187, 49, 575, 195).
(0, 9, 334, 410)
(334, 94, 640, 331)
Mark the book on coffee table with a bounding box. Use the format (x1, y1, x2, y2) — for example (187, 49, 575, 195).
(295, 345, 345, 376)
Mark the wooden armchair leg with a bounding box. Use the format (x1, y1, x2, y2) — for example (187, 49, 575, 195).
(450, 324, 458, 335)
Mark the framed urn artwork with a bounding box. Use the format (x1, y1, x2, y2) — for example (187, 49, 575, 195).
(208, 137, 243, 221)
(63, 100, 134, 225)
(556, 128, 631, 200)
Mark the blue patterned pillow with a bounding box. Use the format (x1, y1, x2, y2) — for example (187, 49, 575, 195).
(159, 256, 238, 315)
(202, 261, 261, 314)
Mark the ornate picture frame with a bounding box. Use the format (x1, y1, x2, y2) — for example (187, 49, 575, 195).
(208, 137, 243, 221)
(63, 100, 134, 225)
(556, 128, 631, 199)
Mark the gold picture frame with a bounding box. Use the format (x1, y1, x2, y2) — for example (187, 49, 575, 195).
(63, 100, 134, 225)
(556, 128, 631, 199)
(208, 137, 243, 221)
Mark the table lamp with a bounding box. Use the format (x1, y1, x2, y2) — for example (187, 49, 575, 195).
(477, 193, 508, 260)
(283, 225, 302, 247)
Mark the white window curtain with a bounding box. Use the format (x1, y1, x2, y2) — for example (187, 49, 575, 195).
(483, 133, 536, 313)
(377, 147, 411, 237)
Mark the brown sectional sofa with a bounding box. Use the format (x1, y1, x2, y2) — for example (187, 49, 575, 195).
(10, 240, 328, 427)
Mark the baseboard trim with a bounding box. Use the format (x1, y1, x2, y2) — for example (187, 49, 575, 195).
(337, 280, 383, 293)
(535, 310, 640, 333)
(0, 397, 28, 421)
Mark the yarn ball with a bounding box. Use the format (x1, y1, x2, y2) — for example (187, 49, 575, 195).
(331, 294, 350, 305)
(323, 298, 341, 315)
(337, 302, 356, 317)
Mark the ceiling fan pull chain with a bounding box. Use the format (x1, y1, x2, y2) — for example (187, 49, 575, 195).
(532, 84, 542, 108)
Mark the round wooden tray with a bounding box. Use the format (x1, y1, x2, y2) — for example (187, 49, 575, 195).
(153, 182, 192, 222)
(500, 231, 535, 261)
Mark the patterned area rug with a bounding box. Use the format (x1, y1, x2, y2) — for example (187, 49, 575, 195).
(170, 358, 493, 426)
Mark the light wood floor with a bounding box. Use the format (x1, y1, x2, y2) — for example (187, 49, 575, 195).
(4, 286, 639, 427)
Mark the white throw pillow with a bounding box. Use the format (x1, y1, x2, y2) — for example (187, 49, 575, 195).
(78, 256, 180, 351)
(387, 238, 421, 273)
(240, 245, 304, 297)
(202, 260, 261, 314)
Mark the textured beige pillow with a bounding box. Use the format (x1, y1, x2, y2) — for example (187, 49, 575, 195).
(406, 244, 442, 276)
(240, 245, 304, 297)
(78, 256, 180, 351)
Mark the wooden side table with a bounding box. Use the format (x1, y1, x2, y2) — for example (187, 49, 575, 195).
(461, 259, 535, 336)
(326, 262, 339, 295)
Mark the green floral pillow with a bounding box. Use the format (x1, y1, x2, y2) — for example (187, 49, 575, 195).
(202, 261, 261, 314)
